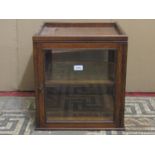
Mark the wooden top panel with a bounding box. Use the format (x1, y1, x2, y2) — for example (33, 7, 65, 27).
(40, 27, 119, 36)
(34, 23, 127, 42)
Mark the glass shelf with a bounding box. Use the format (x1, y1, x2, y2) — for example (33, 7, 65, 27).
(45, 80, 113, 86)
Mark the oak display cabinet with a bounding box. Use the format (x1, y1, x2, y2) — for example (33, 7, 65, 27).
(33, 22, 128, 130)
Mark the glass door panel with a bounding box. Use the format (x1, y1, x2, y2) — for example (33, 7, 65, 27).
(44, 49, 116, 122)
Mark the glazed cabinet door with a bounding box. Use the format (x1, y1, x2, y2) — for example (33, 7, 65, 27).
(45, 48, 117, 122)
(35, 44, 124, 129)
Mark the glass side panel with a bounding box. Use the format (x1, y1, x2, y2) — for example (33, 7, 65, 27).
(44, 49, 116, 122)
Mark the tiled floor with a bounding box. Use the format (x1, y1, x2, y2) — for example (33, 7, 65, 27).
(0, 96, 155, 135)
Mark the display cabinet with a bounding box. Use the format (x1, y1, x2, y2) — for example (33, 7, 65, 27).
(33, 22, 128, 130)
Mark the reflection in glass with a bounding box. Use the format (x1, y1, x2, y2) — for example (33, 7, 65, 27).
(44, 49, 116, 122)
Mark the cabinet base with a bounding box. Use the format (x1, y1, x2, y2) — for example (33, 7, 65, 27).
(35, 126, 125, 131)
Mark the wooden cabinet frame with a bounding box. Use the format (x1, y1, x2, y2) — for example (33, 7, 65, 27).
(33, 22, 128, 130)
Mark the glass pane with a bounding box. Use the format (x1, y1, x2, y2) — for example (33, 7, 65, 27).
(44, 49, 116, 122)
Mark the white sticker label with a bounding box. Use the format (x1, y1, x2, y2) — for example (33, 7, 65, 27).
(73, 65, 83, 71)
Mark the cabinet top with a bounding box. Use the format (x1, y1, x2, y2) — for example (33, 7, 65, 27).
(33, 22, 128, 42)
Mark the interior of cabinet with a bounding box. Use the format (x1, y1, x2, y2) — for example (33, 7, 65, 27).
(44, 49, 116, 122)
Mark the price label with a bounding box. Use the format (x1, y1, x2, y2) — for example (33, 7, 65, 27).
(73, 65, 83, 71)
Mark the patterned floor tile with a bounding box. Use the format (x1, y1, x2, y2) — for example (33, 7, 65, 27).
(0, 96, 155, 135)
